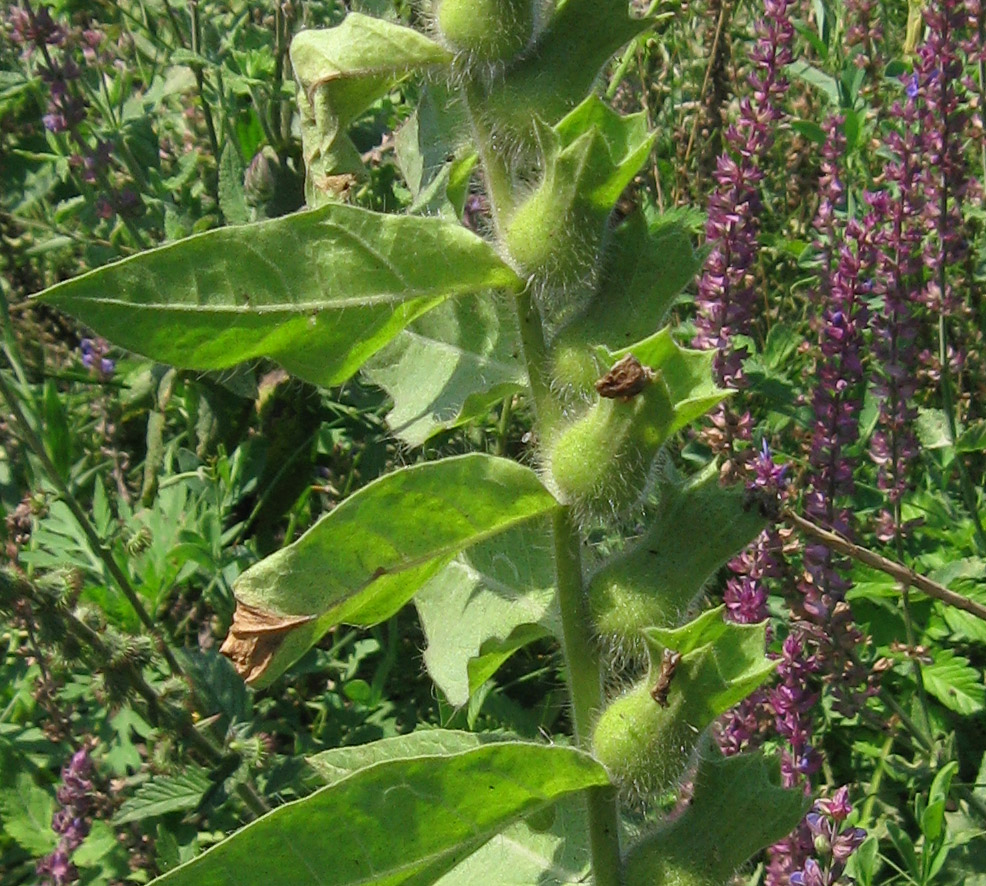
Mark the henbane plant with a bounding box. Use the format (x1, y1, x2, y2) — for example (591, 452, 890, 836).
(32, 1, 809, 882)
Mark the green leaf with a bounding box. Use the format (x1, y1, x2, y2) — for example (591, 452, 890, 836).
(113, 768, 213, 825)
(35, 205, 521, 388)
(518, 95, 655, 229)
(609, 327, 730, 431)
(74, 819, 131, 880)
(308, 729, 502, 785)
(415, 521, 559, 706)
(433, 796, 591, 884)
(150, 739, 608, 886)
(482, 0, 648, 135)
(394, 85, 470, 214)
(786, 60, 839, 103)
(887, 821, 920, 878)
(623, 747, 809, 885)
(218, 142, 250, 225)
(956, 420, 986, 453)
(551, 96, 656, 211)
(42, 379, 71, 478)
(922, 761, 958, 843)
(222, 454, 559, 686)
(587, 463, 765, 655)
(174, 648, 251, 726)
(916, 407, 954, 449)
(921, 650, 986, 715)
(642, 607, 777, 727)
(0, 771, 57, 854)
(551, 211, 700, 388)
(362, 294, 527, 446)
(290, 16, 452, 203)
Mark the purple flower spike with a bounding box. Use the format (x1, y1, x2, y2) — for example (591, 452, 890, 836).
(37, 744, 98, 886)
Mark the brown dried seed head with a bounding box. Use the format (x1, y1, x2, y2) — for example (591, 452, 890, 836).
(595, 354, 656, 401)
(650, 648, 682, 707)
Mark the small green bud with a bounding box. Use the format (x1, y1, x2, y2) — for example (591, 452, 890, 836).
(502, 182, 602, 283)
(591, 676, 702, 797)
(244, 148, 279, 207)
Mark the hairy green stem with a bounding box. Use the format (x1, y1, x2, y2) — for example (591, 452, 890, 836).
(553, 509, 623, 885)
(464, 83, 516, 229)
(514, 288, 623, 884)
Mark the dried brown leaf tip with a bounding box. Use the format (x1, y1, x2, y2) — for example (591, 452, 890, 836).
(595, 354, 656, 401)
(650, 648, 682, 707)
(220, 601, 314, 685)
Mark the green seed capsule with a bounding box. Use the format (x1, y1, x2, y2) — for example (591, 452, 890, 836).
(591, 674, 703, 797)
(502, 180, 603, 284)
(546, 363, 673, 516)
(587, 466, 764, 656)
(435, 0, 539, 62)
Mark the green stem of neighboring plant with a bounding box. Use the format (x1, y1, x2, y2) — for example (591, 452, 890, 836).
(879, 687, 986, 825)
(933, 59, 986, 553)
(0, 569, 270, 820)
(859, 732, 894, 829)
(938, 313, 986, 554)
(188, 0, 222, 206)
(0, 369, 183, 679)
(496, 394, 513, 457)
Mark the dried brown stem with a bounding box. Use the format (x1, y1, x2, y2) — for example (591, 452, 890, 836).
(783, 509, 986, 622)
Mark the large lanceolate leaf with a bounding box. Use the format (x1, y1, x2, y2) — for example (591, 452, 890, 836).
(151, 734, 609, 886)
(291, 16, 452, 202)
(433, 797, 591, 885)
(363, 293, 527, 446)
(34, 205, 521, 388)
(221, 455, 559, 687)
(415, 521, 559, 706)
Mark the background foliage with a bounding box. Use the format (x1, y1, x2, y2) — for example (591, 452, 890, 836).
(1, 0, 985, 884)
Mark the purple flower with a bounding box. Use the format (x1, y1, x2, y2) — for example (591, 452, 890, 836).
(695, 0, 796, 387)
(37, 745, 97, 886)
(36, 848, 77, 886)
(79, 337, 114, 378)
(786, 790, 866, 886)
